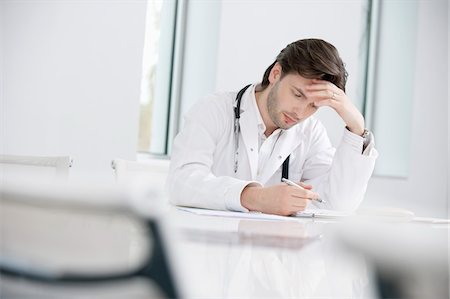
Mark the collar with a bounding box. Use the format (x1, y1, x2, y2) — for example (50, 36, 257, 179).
(249, 86, 266, 136)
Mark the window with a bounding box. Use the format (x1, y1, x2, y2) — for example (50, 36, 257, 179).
(137, 0, 181, 156)
(365, 0, 418, 177)
(137, 0, 220, 157)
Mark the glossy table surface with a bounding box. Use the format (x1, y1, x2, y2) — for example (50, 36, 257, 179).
(167, 207, 379, 299)
(1, 194, 447, 299)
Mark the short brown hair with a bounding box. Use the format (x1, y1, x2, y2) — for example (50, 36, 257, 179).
(260, 39, 348, 92)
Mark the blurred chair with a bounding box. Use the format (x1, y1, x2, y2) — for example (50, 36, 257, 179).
(0, 154, 73, 181)
(337, 220, 449, 299)
(111, 158, 170, 191)
(0, 180, 185, 299)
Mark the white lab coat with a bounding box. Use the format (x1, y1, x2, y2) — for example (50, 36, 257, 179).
(168, 85, 377, 212)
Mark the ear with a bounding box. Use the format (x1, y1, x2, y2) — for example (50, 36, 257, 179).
(269, 62, 282, 84)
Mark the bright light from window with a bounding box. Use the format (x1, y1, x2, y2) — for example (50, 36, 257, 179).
(138, 0, 177, 155)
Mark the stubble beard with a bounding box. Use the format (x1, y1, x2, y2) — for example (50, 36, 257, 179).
(267, 82, 290, 130)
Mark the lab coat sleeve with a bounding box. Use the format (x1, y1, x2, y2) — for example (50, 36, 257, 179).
(167, 96, 260, 211)
(302, 121, 378, 211)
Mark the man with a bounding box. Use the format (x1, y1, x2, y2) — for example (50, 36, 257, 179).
(168, 38, 377, 216)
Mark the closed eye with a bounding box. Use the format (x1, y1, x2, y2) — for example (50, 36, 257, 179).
(292, 90, 303, 98)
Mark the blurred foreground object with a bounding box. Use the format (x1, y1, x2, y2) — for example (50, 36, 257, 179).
(0, 154, 73, 181)
(0, 178, 185, 298)
(337, 218, 449, 299)
(111, 158, 170, 193)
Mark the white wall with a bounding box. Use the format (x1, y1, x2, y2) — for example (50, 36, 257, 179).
(1, 1, 147, 181)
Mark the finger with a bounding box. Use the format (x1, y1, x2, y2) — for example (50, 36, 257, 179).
(284, 185, 318, 199)
(291, 206, 306, 213)
(305, 83, 329, 91)
(307, 90, 340, 102)
(312, 78, 335, 85)
(290, 188, 319, 200)
(306, 81, 344, 102)
(314, 99, 333, 108)
(290, 198, 308, 209)
(298, 182, 313, 190)
(306, 82, 339, 92)
(281, 203, 306, 216)
(291, 202, 308, 213)
(308, 89, 332, 98)
(291, 203, 307, 210)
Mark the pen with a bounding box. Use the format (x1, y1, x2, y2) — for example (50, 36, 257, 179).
(281, 178, 325, 203)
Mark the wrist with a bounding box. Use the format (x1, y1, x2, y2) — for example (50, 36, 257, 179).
(340, 103, 365, 136)
(345, 115, 365, 136)
(346, 125, 365, 136)
(241, 186, 262, 211)
(345, 126, 368, 137)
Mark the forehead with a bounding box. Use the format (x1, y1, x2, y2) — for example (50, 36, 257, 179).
(282, 73, 315, 87)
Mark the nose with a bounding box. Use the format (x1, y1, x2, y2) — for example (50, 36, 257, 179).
(292, 104, 308, 119)
(293, 102, 315, 119)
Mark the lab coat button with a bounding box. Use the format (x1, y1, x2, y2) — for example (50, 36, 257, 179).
(278, 155, 282, 159)
(250, 148, 254, 151)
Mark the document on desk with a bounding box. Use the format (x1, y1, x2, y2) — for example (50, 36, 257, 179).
(177, 207, 350, 221)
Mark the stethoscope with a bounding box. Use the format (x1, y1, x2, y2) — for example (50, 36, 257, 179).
(234, 84, 290, 180)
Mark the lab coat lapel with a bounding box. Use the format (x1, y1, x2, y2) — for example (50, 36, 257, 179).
(258, 128, 304, 185)
(238, 89, 259, 180)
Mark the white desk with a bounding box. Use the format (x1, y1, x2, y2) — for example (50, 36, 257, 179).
(170, 208, 449, 299)
(168, 208, 377, 298)
(1, 184, 447, 299)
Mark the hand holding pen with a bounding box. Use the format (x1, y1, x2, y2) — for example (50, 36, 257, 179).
(241, 178, 324, 216)
(281, 178, 325, 203)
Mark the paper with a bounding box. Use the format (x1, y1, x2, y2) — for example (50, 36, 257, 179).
(413, 217, 450, 224)
(296, 209, 351, 218)
(177, 207, 350, 221)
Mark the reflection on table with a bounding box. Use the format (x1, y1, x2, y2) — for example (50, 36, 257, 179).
(170, 208, 376, 298)
(2, 177, 447, 299)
